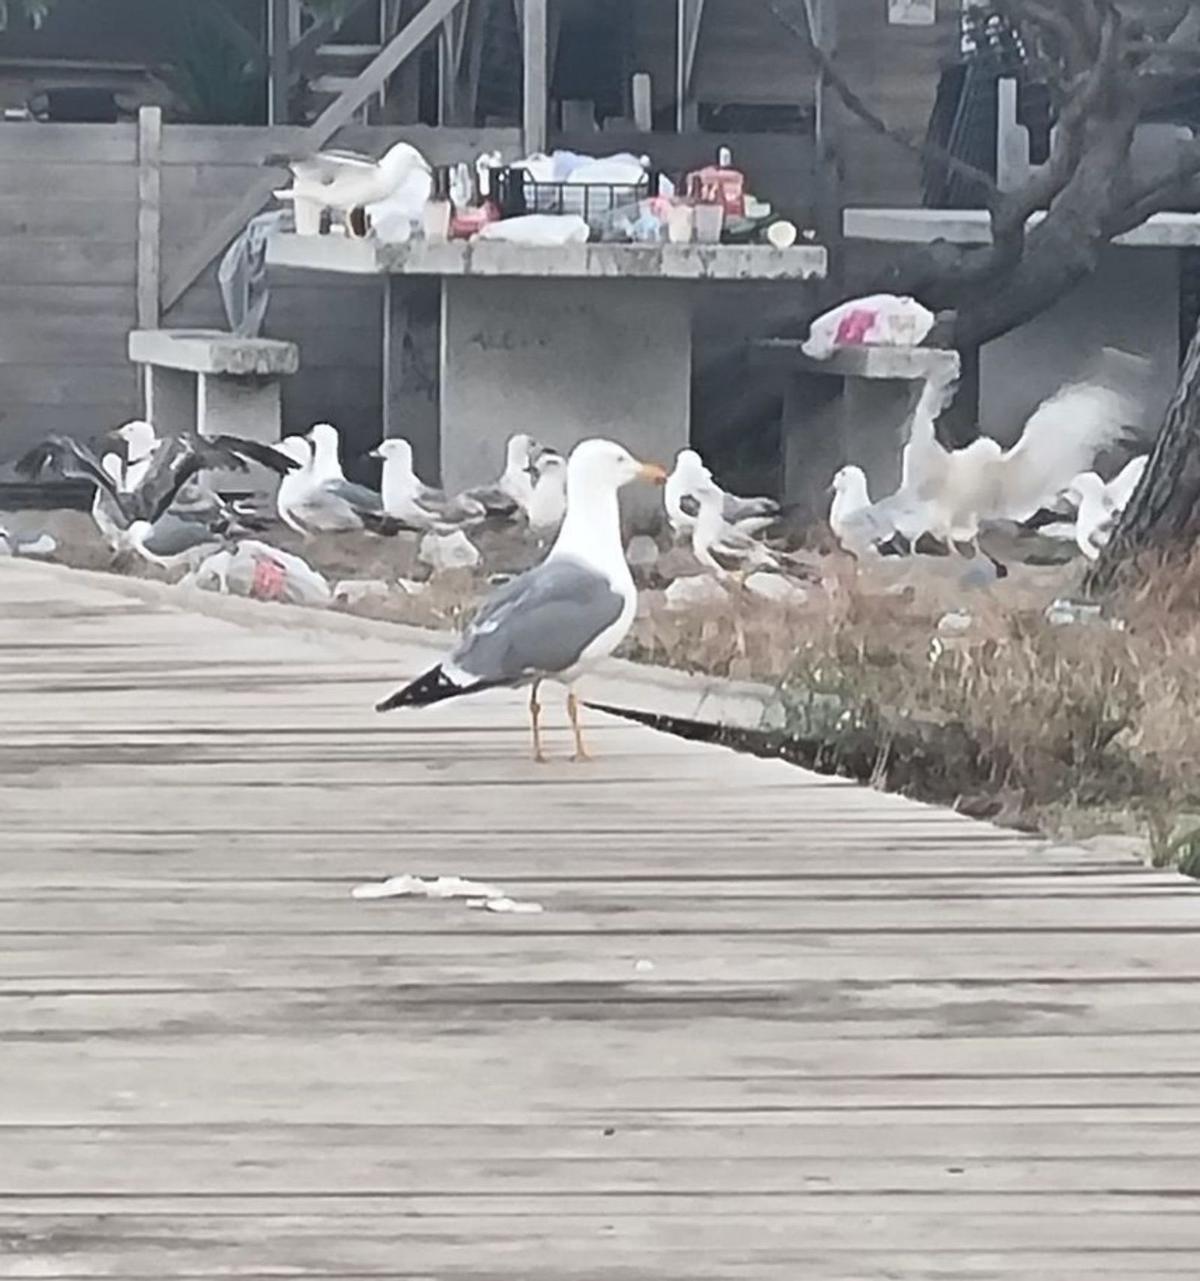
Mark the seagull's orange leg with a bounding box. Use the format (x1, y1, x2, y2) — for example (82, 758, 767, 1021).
(567, 690, 591, 762)
(529, 681, 548, 764)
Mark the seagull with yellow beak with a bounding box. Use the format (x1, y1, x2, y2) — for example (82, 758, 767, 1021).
(376, 438, 668, 761)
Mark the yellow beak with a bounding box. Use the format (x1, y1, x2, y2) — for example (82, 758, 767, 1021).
(639, 462, 670, 486)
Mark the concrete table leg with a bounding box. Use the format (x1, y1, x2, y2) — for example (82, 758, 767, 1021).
(143, 366, 196, 437)
(197, 374, 282, 443)
(197, 375, 283, 496)
(781, 372, 843, 526)
(782, 373, 922, 524)
(383, 277, 441, 482)
(438, 277, 692, 516)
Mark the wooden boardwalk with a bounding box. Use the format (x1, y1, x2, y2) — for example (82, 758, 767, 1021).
(3, 558, 1200, 1279)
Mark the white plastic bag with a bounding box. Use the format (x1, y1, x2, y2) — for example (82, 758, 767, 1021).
(418, 529, 481, 571)
(802, 293, 936, 359)
(193, 540, 332, 608)
(474, 214, 590, 247)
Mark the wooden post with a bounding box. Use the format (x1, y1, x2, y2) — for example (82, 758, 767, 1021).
(675, 0, 705, 133)
(268, 0, 290, 125)
(522, 0, 548, 153)
(136, 106, 162, 331)
(811, 0, 842, 280)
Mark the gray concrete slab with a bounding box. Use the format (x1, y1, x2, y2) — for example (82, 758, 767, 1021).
(438, 276, 691, 502)
(267, 233, 829, 281)
(4, 557, 1197, 1279)
(129, 328, 300, 377)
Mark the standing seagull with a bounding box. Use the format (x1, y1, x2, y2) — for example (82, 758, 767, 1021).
(274, 435, 393, 535)
(376, 439, 668, 761)
(372, 437, 487, 531)
(665, 448, 780, 539)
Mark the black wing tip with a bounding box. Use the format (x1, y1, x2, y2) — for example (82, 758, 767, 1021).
(376, 664, 463, 712)
(13, 445, 47, 479)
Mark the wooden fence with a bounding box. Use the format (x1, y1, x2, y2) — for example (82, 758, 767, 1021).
(0, 118, 814, 471)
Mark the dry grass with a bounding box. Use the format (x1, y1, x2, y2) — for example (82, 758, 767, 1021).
(631, 554, 1200, 850)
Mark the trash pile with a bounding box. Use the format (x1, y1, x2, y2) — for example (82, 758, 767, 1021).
(273, 139, 804, 251)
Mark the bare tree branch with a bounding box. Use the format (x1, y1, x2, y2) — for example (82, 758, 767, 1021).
(761, 0, 1003, 209)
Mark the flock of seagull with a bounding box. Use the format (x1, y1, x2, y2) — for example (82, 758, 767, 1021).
(827, 365, 1151, 567)
(13, 346, 1153, 759)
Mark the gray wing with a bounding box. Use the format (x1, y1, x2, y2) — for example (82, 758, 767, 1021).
(460, 483, 519, 518)
(723, 493, 780, 524)
(323, 478, 384, 514)
(416, 484, 484, 525)
(452, 557, 624, 682)
(291, 151, 376, 184)
(140, 513, 225, 559)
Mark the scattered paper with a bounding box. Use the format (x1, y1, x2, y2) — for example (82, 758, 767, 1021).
(352, 873, 543, 914)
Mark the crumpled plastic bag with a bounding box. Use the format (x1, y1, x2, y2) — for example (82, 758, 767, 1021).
(0, 527, 57, 559)
(191, 540, 331, 607)
(474, 214, 590, 246)
(418, 529, 481, 572)
(802, 293, 936, 360)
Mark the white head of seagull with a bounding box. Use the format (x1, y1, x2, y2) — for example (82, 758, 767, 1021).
(552, 439, 663, 571)
(527, 452, 568, 536)
(831, 464, 870, 504)
(273, 435, 316, 535)
(306, 423, 345, 485)
(1062, 470, 1116, 560)
(372, 436, 421, 506)
(115, 419, 157, 461)
(114, 419, 159, 491)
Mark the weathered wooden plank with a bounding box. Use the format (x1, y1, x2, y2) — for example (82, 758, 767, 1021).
(522, 0, 548, 153)
(0, 365, 137, 407)
(0, 198, 138, 238)
(1, 557, 1199, 1278)
(0, 239, 136, 287)
(0, 122, 137, 163)
(0, 160, 135, 201)
(0, 320, 132, 366)
(158, 123, 521, 166)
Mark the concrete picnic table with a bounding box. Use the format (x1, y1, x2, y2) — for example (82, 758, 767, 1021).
(266, 234, 827, 489)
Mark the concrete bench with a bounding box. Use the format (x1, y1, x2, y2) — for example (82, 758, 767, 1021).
(751, 340, 961, 523)
(128, 329, 300, 446)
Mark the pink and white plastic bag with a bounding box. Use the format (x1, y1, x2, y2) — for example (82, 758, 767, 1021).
(801, 293, 936, 359)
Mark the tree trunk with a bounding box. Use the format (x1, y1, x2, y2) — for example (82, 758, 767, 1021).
(1086, 320, 1200, 594)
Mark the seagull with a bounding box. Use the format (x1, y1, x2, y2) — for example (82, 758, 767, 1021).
(458, 434, 547, 520)
(306, 422, 350, 485)
(1057, 472, 1119, 561)
(274, 142, 432, 229)
(665, 448, 780, 539)
(687, 479, 788, 577)
(375, 439, 669, 762)
(902, 372, 1139, 544)
(17, 432, 297, 571)
(526, 452, 568, 538)
(371, 437, 487, 531)
(498, 433, 547, 516)
(273, 435, 395, 536)
(112, 420, 161, 492)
